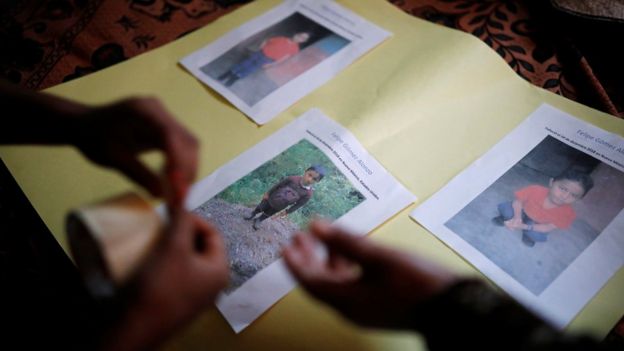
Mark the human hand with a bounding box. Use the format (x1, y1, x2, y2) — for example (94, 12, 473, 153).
(72, 97, 198, 203)
(504, 217, 524, 230)
(137, 209, 228, 318)
(283, 222, 457, 330)
(104, 209, 228, 351)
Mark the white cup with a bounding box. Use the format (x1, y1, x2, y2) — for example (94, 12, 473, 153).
(66, 192, 163, 298)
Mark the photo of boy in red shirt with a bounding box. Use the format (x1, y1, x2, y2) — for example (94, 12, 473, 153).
(493, 170, 594, 247)
(218, 32, 311, 87)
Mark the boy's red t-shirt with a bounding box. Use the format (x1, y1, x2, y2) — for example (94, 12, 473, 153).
(515, 185, 576, 229)
(262, 36, 300, 61)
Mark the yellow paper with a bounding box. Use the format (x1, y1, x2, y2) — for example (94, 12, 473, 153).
(1, 0, 623, 347)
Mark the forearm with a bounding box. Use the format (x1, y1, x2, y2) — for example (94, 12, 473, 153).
(0, 82, 88, 144)
(100, 302, 174, 351)
(413, 280, 603, 350)
(97, 283, 186, 351)
(511, 199, 523, 218)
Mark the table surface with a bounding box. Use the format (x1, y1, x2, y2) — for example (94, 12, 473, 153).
(1, 0, 623, 349)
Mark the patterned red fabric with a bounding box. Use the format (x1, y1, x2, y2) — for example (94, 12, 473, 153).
(394, 1, 567, 92)
(1, 0, 621, 117)
(390, 0, 622, 116)
(1, 0, 241, 89)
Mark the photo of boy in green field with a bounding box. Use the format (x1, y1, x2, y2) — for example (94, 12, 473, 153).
(193, 139, 365, 291)
(244, 165, 325, 230)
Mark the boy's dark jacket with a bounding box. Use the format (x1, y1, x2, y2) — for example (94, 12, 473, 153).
(266, 176, 313, 213)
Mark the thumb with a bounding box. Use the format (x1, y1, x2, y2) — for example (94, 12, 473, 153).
(309, 221, 383, 267)
(191, 215, 226, 261)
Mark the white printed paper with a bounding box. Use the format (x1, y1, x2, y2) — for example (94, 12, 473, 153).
(411, 104, 624, 328)
(186, 109, 415, 332)
(180, 0, 390, 124)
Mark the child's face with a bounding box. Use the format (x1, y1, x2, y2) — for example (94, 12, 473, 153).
(293, 33, 310, 43)
(302, 170, 321, 186)
(548, 179, 585, 206)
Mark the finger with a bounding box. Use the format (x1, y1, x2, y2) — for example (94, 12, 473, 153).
(114, 155, 163, 196)
(146, 97, 199, 190)
(129, 97, 198, 199)
(164, 133, 198, 199)
(328, 250, 360, 280)
(284, 234, 360, 298)
(163, 170, 186, 211)
(283, 233, 319, 275)
(171, 170, 187, 207)
(296, 264, 360, 303)
(191, 215, 230, 286)
(165, 126, 198, 178)
(283, 246, 307, 277)
(191, 215, 226, 262)
(164, 207, 193, 243)
(309, 221, 385, 267)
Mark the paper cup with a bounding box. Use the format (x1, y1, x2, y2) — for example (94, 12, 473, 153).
(66, 192, 163, 298)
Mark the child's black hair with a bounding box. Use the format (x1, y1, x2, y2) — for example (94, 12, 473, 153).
(306, 165, 326, 181)
(553, 169, 594, 196)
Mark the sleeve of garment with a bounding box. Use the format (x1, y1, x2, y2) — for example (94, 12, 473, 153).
(412, 280, 608, 351)
(514, 185, 537, 202)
